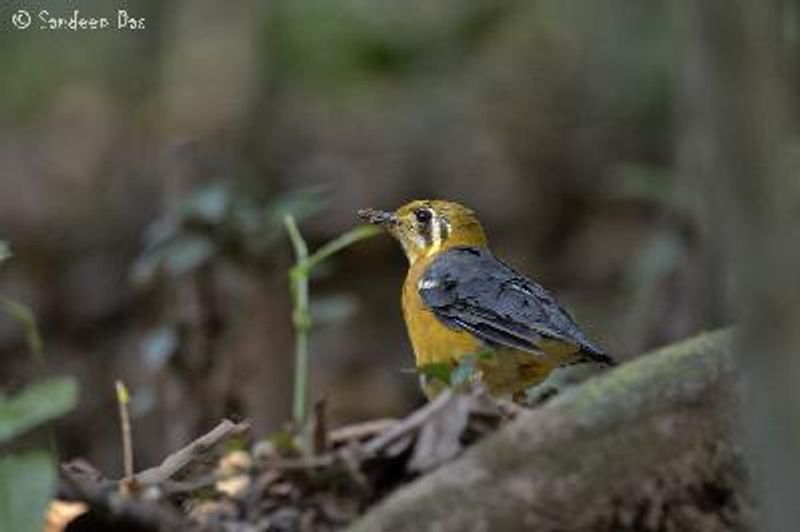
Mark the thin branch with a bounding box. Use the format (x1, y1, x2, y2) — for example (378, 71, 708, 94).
(312, 397, 328, 455)
(60, 464, 184, 530)
(132, 419, 250, 486)
(328, 418, 398, 445)
(115, 380, 134, 485)
(362, 390, 457, 457)
(304, 224, 382, 271)
(284, 214, 309, 262)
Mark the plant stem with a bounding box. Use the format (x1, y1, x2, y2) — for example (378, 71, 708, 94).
(115, 380, 134, 482)
(284, 215, 311, 427)
(305, 224, 381, 271)
(284, 216, 381, 428)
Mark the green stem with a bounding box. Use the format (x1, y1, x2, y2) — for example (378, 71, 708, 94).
(305, 224, 382, 271)
(283, 217, 381, 428)
(284, 215, 311, 427)
(291, 269, 311, 427)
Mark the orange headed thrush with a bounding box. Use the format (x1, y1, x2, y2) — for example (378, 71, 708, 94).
(359, 200, 612, 400)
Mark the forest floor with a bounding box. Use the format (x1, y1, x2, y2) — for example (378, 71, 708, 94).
(53, 388, 514, 531)
(50, 330, 750, 532)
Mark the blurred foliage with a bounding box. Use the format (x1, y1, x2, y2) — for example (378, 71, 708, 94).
(0, 377, 78, 532)
(0, 451, 56, 532)
(132, 185, 326, 285)
(0, 377, 77, 444)
(273, 0, 517, 87)
(0, 297, 46, 365)
(140, 325, 180, 374)
(1, 243, 46, 365)
(0, 242, 10, 264)
(0, 247, 78, 532)
(611, 163, 676, 206)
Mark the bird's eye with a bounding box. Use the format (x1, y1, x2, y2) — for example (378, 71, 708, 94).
(414, 209, 432, 224)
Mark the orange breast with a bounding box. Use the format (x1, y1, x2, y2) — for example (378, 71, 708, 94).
(402, 257, 479, 367)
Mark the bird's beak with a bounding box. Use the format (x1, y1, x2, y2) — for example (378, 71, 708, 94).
(358, 208, 398, 229)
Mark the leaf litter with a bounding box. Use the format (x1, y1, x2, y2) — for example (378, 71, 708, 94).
(55, 389, 518, 532)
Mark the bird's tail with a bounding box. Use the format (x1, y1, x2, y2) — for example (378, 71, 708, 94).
(574, 349, 616, 368)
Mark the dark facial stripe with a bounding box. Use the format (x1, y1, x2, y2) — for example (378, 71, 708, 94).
(439, 216, 450, 242)
(419, 216, 433, 246)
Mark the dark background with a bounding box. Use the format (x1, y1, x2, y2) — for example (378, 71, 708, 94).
(0, 0, 743, 475)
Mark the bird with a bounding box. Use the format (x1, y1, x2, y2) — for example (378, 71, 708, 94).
(359, 199, 613, 401)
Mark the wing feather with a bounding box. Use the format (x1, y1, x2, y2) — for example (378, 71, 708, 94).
(418, 246, 611, 363)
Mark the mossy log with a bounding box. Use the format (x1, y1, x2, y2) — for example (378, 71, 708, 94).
(351, 330, 754, 532)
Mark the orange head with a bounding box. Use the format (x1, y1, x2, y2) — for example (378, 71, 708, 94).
(359, 200, 488, 264)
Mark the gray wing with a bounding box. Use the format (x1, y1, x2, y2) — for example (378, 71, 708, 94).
(418, 246, 611, 364)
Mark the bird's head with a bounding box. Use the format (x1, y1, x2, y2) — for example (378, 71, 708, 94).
(359, 200, 487, 263)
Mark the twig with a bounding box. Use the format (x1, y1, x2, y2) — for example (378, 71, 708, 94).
(115, 380, 134, 485)
(312, 397, 328, 455)
(266, 455, 334, 470)
(328, 418, 398, 445)
(60, 464, 184, 530)
(338, 444, 371, 494)
(159, 473, 219, 496)
(132, 419, 250, 486)
(362, 390, 457, 457)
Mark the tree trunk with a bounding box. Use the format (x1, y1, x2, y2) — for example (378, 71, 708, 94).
(682, 1, 800, 530)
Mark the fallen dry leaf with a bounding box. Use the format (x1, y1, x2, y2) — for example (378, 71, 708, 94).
(44, 500, 88, 532)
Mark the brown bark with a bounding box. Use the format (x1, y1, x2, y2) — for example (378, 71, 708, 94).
(351, 329, 753, 532)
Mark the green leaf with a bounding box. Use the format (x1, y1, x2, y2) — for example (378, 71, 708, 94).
(0, 451, 55, 532)
(270, 430, 301, 457)
(418, 363, 453, 385)
(0, 241, 10, 264)
(141, 326, 179, 371)
(163, 235, 216, 276)
(0, 377, 78, 443)
(182, 183, 230, 224)
(131, 233, 217, 284)
(0, 297, 45, 364)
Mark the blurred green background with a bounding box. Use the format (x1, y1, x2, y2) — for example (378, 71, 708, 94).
(0, 0, 736, 474)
